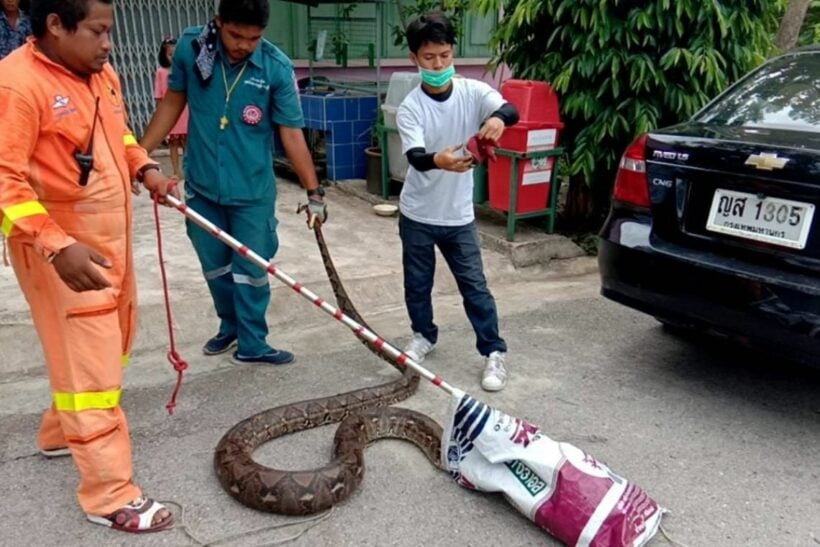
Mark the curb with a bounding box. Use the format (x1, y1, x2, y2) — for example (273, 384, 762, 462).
(331, 179, 588, 269)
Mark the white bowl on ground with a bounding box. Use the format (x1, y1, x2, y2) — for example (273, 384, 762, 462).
(373, 204, 398, 217)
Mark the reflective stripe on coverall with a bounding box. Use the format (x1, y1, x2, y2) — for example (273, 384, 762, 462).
(0, 41, 154, 515)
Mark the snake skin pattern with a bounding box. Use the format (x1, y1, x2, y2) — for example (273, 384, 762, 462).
(214, 222, 443, 515)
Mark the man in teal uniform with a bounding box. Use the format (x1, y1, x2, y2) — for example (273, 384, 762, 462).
(141, 0, 326, 365)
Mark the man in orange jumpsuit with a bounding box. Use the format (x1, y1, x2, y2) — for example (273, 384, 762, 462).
(0, 0, 177, 533)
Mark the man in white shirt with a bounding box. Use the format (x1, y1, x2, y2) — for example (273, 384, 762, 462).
(396, 11, 519, 391)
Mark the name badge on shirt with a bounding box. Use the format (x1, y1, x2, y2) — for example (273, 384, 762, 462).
(242, 104, 263, 126)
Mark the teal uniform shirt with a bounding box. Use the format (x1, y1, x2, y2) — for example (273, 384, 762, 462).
(169, 26, 304, 205)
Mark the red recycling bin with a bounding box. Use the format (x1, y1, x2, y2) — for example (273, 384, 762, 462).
(500, 79, 561, 123)
(489, 80, 563, 214)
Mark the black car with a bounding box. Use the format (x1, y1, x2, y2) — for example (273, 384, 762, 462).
(598, 46, 820, 366)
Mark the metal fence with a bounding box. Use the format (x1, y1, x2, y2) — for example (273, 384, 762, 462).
(111, 0, 217, 138)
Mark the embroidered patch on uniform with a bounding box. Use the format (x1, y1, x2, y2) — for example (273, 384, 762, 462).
(244, 77, 270, 91)
(52, 95, 70, 109)
(106, 84, 120, 107)
(242, 105, 263, 125)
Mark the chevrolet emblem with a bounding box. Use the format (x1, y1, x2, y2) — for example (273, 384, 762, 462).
(745, 152, 789, 171)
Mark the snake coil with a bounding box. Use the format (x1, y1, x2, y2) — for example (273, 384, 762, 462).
(213, 222, 443, 515)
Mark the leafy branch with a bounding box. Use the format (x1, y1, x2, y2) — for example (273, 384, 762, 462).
(390, 0, 473, 50)
(478, 0, 781, 219)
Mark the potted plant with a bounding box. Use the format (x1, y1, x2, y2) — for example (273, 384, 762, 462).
(330, 3, 357, 68)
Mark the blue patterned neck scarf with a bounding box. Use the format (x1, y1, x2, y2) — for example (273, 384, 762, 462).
(192, 19, 219, 86)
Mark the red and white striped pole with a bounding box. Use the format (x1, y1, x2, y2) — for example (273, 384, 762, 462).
(165, 194, 457, 395)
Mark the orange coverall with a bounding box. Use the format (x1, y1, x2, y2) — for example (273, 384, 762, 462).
(0, 42, 154, 515)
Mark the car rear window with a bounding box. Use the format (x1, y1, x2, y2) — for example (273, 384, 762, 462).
(694, 52, 820, 133)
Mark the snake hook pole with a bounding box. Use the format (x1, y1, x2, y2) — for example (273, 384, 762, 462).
(165, 194, 458, 396)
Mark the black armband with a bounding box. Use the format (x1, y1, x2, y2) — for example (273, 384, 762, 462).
(405, 147, 438, 172)
(488, 102, 520, 127)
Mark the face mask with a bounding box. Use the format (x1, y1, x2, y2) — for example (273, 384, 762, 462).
(419, 65, 455, 88)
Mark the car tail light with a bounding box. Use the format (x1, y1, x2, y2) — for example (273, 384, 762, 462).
(612, 134, 650, 208)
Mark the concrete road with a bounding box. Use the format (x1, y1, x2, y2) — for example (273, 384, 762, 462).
(0, 177, 818, 547)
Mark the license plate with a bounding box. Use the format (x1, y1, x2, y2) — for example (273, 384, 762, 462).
(706, 189, 815, 250)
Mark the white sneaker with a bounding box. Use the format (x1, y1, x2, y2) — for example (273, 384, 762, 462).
(403, 332, 435, 363)
(481, 351, 508, 392)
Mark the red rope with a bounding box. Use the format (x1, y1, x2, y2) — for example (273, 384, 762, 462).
(152, 192, 188, 415)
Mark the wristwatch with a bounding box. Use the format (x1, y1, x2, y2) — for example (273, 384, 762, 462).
(307, 186, 325, 198)
(136, 163, 161, 183)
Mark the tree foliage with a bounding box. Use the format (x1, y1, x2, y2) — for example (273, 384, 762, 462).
(798, 0, 820, 44)
(391, 0, 473, 48)
(477, 0, 781, 218)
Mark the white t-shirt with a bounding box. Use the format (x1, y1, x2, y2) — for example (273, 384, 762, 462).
(397, 77, 505, 226)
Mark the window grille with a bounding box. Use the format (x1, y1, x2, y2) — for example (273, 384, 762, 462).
(111, 0, 217, 137)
